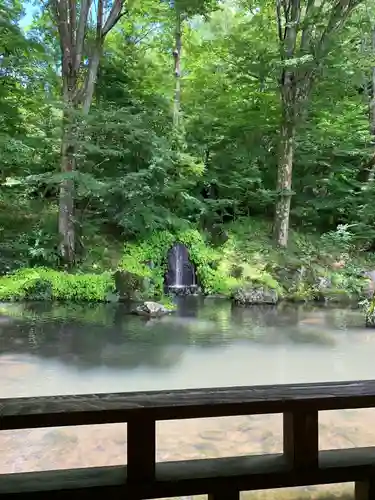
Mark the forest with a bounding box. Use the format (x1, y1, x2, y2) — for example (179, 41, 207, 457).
(2, 0, 375, 305)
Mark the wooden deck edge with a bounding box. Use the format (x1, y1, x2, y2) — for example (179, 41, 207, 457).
(3, 380, 375, 429)
(1, 447, 375, 499)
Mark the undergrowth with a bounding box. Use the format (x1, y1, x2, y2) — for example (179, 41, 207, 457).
(119, 227, 279, 297)
(119, 219, 372, 301)
(0, 218, 373, 303)
(0, 268, 115, 302)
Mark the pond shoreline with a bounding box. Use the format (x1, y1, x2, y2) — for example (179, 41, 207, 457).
(0, 301, 373, 499)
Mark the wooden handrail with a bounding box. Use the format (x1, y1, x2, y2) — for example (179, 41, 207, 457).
(2, 379, 375, 429)
(1, 379, 375, 499)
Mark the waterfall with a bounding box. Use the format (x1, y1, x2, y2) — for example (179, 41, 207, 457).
(165, 243, 198, 295)
(174, 245, 184, 287)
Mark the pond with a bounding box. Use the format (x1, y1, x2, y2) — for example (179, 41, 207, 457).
(0, 298, 374, 498)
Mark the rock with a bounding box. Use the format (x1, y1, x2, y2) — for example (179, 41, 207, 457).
(316, 276, 331, 292)
(133, 301, 173, 318)
(233, 285, 278, 306)
(366, 313, 375, 327)
(113, 270, 144, 300)
(363, 271, 375, 297)
(167, 285, 199, 296)
(0, 315, 13, 324)
(320, 288, 352, 304)
(332, 259, 346, 270)
(365, 298, 375, 327)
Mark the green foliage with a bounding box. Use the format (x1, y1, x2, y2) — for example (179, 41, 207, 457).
(319, 224, 356, 255)
(158, 295, 177, 310)
(362, 295, 375, 327)
(1, 0, 375, 307)
(117, 215, 374, 302)
(118, 221, 300, 297)
(0, 268, 115, 302)
(120, 231, 174, 296)
(120, 229, 224, 295)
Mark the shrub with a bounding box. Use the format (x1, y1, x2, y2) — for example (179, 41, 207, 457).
(119, 227, 282, 297)
(0, 268, 115, 302)
(120, 229, 226, 296)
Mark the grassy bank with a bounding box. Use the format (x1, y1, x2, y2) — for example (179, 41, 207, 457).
(0, 268, 115, 302)
(0, 218, 374, 303)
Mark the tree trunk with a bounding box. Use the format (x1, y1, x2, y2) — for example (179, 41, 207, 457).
(274, 121, 295, 247)
(274, 75, 296, 247)
(83, 46, 101, 115)
(51, 0, 125, 265)
(368, 28, 375, 182)
(173, 11, 182, 129)
(272, 0, 364, 247)
(274, 0, 299, 248)
(59, 74, 76, 265)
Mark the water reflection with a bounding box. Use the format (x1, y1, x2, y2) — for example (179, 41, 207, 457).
(0, 298, 374, 495)
(0, 298, 373, 398)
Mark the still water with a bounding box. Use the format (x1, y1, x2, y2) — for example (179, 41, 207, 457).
(0, 298, 374, 498)
(0, 297, 374, 397)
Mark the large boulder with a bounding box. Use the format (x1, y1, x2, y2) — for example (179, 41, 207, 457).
(133, 301, 174, 318)
(233, 285, 278, 306)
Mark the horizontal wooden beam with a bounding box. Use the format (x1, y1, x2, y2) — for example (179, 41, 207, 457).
(208, 490, 240, 499)
(2, 379, 375, 429)
(2, 447, 375, 499)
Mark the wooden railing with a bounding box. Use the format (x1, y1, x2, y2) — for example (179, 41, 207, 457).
(2, 380, 375, 499)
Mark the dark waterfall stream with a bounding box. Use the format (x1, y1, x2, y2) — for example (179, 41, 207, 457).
(165, 243, 198, 295)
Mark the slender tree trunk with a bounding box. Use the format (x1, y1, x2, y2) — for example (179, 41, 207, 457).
(274, 118, 295, 247)
(83, 46, 102, 115)
(359, 28, 375, 184)
(51, 0, 125, 265)
(173, 11, 182, 129)
(59, 73, 77, 264)
(273, 0, 364, 247)
(274, 0, 299, 248)
(370, 30, 375, 136)
(368, 28, 375, 182)
(274, 69, 297, 247)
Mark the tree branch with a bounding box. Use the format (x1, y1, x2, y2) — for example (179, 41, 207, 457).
(74, 0, 92, 72)
(102, 0, 125, 37)
(52, 0, 72, 72)
(97, 0, 104, 39)
(318, 0, 362, 55)
(69, 0, 76, 55)
(300, 0, 315, 53)
(276, 0, 284, 43)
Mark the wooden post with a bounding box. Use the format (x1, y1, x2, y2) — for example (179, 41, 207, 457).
(127, 415, 156, 483)
(283, 409, 319, 471)
(208, 490, 240, 500)
(355, 480, 375, 500)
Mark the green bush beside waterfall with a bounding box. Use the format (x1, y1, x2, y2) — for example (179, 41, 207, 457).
(0, 219, 371, 304)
